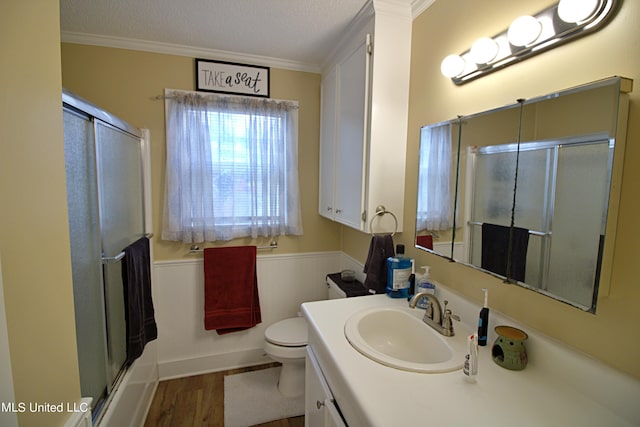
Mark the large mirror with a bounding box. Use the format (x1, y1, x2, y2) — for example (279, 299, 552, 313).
(415, 77, 632, 312)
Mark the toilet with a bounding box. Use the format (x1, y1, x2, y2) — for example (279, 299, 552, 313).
(263, 275, 357, 397)
(264, 317, 308, 397)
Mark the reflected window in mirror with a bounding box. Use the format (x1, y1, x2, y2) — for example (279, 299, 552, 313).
(416, 121, 458, 256)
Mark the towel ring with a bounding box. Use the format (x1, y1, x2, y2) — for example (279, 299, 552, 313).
(370, 205, 398, 237)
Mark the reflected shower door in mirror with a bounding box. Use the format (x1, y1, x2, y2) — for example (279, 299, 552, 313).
(415, 77, 631, 312)
(467, 136, 612, 309)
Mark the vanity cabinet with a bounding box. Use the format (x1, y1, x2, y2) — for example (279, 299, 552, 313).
(305, 347, 346, 427)
(318, 1, 411, 233)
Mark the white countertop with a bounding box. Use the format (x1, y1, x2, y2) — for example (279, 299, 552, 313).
(302, 294, 637, 427)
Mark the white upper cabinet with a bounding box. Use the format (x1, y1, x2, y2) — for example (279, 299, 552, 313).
(318, 0, 411, 234)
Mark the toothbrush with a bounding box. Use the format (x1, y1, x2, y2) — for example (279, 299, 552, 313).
(478, 288, 489, 346)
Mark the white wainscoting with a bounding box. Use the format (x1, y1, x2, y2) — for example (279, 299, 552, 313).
(432, 241, 465, 261)
(153, 251, 342, 380)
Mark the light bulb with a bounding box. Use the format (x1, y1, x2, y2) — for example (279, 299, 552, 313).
(557, 0, 600, 23)
(440, 54, 465, 78)
(508, 15, 542, 46)
(471, 37, 499, 64)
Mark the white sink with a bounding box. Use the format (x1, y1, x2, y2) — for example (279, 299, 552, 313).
(344, 306, 469, 373)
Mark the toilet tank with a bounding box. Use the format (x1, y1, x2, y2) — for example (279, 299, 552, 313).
(326, 273, 371, 299)
(327, 276, 347, 299)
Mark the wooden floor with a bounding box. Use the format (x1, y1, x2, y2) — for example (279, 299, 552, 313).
(144, 363, 304, 427)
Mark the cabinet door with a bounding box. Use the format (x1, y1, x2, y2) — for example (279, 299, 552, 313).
(305, 347, 347, 427)
(319, 68, 337, 219)
(324, 402, 347, 427)
(334, 35, 370, 230)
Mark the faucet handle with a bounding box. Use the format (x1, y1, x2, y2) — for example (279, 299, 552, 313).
(442, 301, 460, 336)
(443, 300, 461, 321)
(442, 312, 454, 335)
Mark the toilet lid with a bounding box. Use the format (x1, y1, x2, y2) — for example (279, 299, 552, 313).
(265, 317, 308, 346)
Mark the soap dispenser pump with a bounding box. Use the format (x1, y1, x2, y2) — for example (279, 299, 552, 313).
(416, 266, 436, 309)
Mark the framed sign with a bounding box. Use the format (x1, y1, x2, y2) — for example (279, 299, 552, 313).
(195, 58, 270, 98)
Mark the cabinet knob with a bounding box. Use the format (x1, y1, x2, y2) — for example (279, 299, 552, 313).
(335, 209, 342, 214)
(316, 400, 325, 410)
(327, 206, 333, 212)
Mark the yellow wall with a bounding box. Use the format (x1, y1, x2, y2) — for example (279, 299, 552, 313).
(2, 2, 636, 426)
(60, 44, 342, 261)
(344, 0, 640, 379)
(0, 1, 81, 426)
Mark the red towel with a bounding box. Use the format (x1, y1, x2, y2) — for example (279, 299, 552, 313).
(416, 235, 434, 249)
(203, 246, 261, 334)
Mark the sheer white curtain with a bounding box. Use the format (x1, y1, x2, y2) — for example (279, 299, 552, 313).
(416, 123, 453, 231)
(161, 89, 303, 243)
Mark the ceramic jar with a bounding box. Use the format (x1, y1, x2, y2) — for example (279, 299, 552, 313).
(491, 325, 528, 370)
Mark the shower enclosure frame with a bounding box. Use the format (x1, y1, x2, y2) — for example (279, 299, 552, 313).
(464, 132, 614, 310)
(63, 89, 152, 423)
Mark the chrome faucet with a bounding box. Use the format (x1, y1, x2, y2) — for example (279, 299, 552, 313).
(409, 292, 459, 337)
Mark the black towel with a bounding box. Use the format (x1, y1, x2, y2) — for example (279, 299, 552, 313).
(481, 223, 529, 282)
(363, 235, 395, 294)
(121, 237, 157, 364)
(326, 273, 370, 297)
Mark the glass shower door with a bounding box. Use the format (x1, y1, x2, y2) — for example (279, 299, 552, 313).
(64, 105, 145, 419)
(63, 108, 109, 408)
(95, 121, 145, 386)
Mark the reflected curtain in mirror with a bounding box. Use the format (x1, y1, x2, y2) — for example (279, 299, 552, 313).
(416, 123, 453, 232)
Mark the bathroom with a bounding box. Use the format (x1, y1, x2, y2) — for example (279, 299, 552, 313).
(1, 0, 639, 426)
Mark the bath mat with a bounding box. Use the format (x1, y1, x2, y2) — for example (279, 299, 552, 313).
(224, 367, 304, 426)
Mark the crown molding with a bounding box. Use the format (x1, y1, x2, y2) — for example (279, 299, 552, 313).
(60, 31, 321, 74)
(374, 0, 412, 18)
(411, 0, 437, 18)
(62, 1, 436, 74)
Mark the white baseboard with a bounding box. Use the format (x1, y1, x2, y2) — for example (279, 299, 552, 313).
(158, 348, 273, 380)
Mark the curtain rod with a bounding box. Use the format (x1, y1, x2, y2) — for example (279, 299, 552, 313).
(151, 91, 299, 109)
(188, 241, 278, 254)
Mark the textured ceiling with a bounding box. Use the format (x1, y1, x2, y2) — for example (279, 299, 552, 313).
(59, 0, 377, 70)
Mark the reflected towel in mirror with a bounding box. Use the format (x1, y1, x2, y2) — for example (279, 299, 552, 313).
(481, 223, 529, 282)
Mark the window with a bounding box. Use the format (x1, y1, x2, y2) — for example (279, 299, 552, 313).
(161, 89, 303, 243)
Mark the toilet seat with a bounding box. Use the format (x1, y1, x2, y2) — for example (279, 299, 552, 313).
(265, 317, 307, 347)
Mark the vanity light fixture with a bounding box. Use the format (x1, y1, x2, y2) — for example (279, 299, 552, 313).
(557, 0, 600, 23)
(441, 0, 620, 84)
(507, 16, 542, 47)
(441, 54, 466, 78)
(470, 37, 499, 64)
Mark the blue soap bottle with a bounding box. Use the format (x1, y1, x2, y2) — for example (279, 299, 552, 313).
(386, 244, 413, 299)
